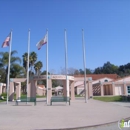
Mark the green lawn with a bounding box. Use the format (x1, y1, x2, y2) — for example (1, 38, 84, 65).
(0, 93, 7, 102)
(21, 94, 46, 98)
(75, 95, 83, 97)
(93, 96, 123, 102)
(0, 93, 46, 102)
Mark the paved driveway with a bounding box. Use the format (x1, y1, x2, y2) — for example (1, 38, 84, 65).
(0, 98, 130, 130)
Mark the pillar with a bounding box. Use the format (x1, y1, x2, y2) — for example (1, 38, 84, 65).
(112, 83, 115, 96)
(0, 83, 3, 95)
(3, 84, 6, 93)
(123, 83, 127, 95)
(27, 80, 36, 97)
(47, 79, 52, 104)
(63, 80, 67, 96)
(63, 79, 69, 97)
(88, 81, 93, 98)
(109, 84, 112, 95)
(9, 82, 14, 101)
(70, 81, 75, 100)
(27, 82, 31, 97)
(15, 82, 21, 99)
(100, 83, 104, 96)
(67, 79, 69, 97)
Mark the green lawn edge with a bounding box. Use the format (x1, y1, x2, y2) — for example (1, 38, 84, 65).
(93, 96, 123, 102)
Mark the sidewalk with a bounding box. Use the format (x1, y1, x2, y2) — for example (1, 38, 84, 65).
(0, 98, 130, 130)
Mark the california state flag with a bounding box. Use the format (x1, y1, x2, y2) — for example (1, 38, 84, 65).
(36, 34, 47, 50)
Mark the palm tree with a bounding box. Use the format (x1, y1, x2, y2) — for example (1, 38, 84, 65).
(22, 51, 37, 76)
(0, 68, 6, 83)
(10, 64, 25, 78)
(34, 61, 43, 75)
(0, 50, 21, 83)
(22, 52, 28, 71)
(30, 52, 37, 74)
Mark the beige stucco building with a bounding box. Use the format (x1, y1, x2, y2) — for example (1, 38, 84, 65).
(0, 74, 130, 103)
(75, 75, 130, 96)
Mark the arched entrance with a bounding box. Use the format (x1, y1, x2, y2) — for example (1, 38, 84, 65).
(9, 75, 75, 104)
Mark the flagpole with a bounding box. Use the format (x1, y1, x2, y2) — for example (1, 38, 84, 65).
(26, 29, 30, 102)
(46, 29, 48, 105)
(82, 29, 87, 103)
(64, 29, 68, 97)
(6, 30, 12, 104)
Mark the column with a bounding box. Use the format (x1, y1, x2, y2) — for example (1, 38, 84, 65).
(27, 80, 36, 97)
(109, 84, 112, 95)
(63, 80, 67, 97)
(63, 78, 70, 97)
(67, 79, 69, 97)
(88, 81, 93, 98)
(27, 82, 31, 97)
(70, 81, 75, 100)
(112, 83, 115, 96)
(0, 83, 3, 95)
(48, 79, 52, 104)
(9, 82, 14, 101)
(123, 83, 127, 95)
(100, 83, 104, 96)
(3, 84, 6, 93)
(31, 80, 36, 97)
(15, 82, 21, 99)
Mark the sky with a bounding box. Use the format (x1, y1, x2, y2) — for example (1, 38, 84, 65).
(0, 0, 130, 74)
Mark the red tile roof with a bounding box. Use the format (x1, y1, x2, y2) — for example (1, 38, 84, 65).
(74, 74, 120, 80)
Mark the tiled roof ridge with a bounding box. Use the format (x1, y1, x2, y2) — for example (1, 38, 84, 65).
(74, 74, 120, 80)
(112, 75, 130, 82)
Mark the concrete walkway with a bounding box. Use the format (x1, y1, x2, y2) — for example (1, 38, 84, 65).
(0, 98, 130, 130)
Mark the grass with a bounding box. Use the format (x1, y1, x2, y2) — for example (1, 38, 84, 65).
(75, 95, 83, 97)
(93, 96, 123, 102)
(36, 95, 46, 98)
(0, 93, 46, 103)
(0, 93, 7, 102)
(0, 94, 124, 103)
(21, 94, 46, 98)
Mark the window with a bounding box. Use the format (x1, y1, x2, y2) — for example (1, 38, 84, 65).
(104, 79, 108, 82)
(127, 86, 130, 95)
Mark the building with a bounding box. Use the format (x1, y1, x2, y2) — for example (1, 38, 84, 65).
(74, 74, 130, 97)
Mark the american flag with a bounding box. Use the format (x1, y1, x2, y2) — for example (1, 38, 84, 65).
(1, 34, 10, 48)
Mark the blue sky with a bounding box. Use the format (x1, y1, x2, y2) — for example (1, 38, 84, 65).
(0, 0, 130, 74)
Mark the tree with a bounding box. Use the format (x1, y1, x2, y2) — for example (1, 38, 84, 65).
(118, 63, 130, 77)
(0, 68, 6, 83)
(79, 68, 92, 74)
(94, 67, 103, 74)
(74, 69, 80, 75)
(41, 70, 50, 75)
(22, 51, 37, 76)
(93, 61, 118, 74)
(68, 67, 77, 75)
(29, 51, 37, 74)
(22, 52, 28, 71)
(34, 61, 43, 75)
(86, 68, 92, 74)
(79, 69, 84, 74)
(0, 50, 21, 83)
(102, 62, 118, 74)
(10, 64, 25, 78)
